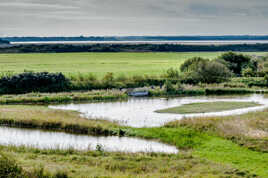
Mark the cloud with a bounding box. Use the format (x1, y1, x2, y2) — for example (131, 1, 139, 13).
(0, 0, 268, 36)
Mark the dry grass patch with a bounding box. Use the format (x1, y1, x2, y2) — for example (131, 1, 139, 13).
(0, 105, 120, 135)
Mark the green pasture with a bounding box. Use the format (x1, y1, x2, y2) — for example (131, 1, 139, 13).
(0, 52, 266, 78)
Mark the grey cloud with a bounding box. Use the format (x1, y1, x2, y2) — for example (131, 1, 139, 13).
(0, 0, 268, 36)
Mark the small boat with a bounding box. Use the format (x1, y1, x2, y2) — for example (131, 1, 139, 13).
(127, 88, 149, 97)
(128, 90, 149, 97)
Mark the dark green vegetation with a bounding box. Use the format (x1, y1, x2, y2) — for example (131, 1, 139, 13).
(180, 52, 266, 85)
(2, 43, 268, 53)
(216, 52, 258, 76)
(180, 57, 231, 84)
(0, 72, 69, 94)
(0, 105, 267, 177)
(155, 101, 260, 114)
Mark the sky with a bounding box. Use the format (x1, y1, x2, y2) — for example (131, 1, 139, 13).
(1, 0, 268, 36)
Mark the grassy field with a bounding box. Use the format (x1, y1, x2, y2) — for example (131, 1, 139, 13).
(156, 101, 260, 114)
(0, 52, 267, 78)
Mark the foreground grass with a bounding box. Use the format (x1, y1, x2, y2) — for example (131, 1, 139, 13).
(167, 110, 268, 152)
(156, 101, 260, 114)
(0, 146, 253, 178)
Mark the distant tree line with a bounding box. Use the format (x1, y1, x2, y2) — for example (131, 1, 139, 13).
(1, 43, 268, 53)
(3, 35, 268, 42)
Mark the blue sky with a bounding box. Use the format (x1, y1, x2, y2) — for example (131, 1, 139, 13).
(1, 0, 268, 36)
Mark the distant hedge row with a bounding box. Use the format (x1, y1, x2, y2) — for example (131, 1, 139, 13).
(0, 72, 69, 94)
(1, 43, 268, 53)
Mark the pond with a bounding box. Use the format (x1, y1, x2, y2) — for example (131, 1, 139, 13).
(50, 94, 268, 128)
(0, 127, 178, 154)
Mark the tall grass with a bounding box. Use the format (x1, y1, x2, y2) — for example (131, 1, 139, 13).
(0, 152, 68, 178)
(0, 105, 121, 136)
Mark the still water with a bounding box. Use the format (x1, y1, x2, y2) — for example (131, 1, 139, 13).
(50, 94, 268, 128)
(0, 127, 178, 154)
(11, 40, 268, 45)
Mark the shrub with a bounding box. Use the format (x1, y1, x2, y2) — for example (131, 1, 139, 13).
(102, 72, 115, 88)
(242, 67, 256, 77)
(181, 59, 232, 84)
(163, 80, 176, 94)
(0, 153, 24, 178)
(264, 72, 268, 85)
(165, 68, 179, 79)
(216, 52, 253, 76)
(116, 74, 128, 82)
(197, 61, 232, 83)
(181, 71, 200, 85)
(180, 57, 208, 72)
(0, 72, 70, 94)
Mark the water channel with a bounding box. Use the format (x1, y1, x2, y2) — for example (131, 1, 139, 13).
(0, 127, 178, 154)
(50, 94, 268, 128)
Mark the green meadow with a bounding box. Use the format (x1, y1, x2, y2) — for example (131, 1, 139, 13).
(0, 52, 266, 78)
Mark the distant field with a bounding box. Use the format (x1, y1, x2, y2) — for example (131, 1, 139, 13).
(0, 52, 267, 78)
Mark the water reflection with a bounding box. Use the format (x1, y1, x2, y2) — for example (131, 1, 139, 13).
(50, 94, 268, 128)
(0, 127, 178, 154)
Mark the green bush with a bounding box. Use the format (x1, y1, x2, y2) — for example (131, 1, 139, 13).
(0, 72, 70, 94)
(163, 80, 176, 94)
(180, 57, 208, 72)
(181, 59, 231, 84)
(216, 52, 255, 76)
(165, 68, 179, 79)
(242, 67, 256, 77)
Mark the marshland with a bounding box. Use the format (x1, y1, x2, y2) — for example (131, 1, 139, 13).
(0, 51, 268, 178)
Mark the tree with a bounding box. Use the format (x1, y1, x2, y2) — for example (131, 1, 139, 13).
(216, 52, 253, 76)
(181, 58, 232, 84)
(197, 61, 232, 83)
(180, 57, 208, 72)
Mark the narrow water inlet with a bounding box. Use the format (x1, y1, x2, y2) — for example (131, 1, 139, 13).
(0, 127, 178, 154)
